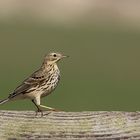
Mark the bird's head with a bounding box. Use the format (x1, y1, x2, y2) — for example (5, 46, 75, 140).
(44, 52, 68, 65)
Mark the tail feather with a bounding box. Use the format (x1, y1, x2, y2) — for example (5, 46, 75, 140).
(0, 98, 9, 105)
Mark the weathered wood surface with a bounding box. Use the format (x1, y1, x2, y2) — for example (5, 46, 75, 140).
(0, 111, 140, 140)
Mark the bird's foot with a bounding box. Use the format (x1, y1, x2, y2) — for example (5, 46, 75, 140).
(35, 109, 53, 116)
(35, 109, 43, 117)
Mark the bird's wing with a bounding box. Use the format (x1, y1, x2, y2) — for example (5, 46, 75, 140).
(8, 68, 48, 98)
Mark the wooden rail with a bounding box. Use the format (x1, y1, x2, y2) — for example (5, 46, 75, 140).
(0, 111, 140, 139)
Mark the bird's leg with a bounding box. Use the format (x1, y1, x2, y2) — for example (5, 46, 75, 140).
(39, 104, 56, 111)
(32, 99, 43, 116)
(39, 104, 61, 112)
(33, 96, 53, 116)
(33, 96, 60, 116)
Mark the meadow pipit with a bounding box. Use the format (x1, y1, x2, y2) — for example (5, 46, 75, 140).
(0, 52, 68, 116)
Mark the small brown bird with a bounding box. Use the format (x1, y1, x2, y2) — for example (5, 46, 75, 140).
(0, 52, 68, 115)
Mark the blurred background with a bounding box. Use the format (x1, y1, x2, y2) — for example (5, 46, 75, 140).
(0, 0, 140, 111)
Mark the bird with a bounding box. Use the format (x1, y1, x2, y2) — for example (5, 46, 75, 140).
(0, 52, 68, 116)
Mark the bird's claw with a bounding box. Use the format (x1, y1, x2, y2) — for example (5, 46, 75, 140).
(35, 109, 43, 117)
(35, 108, 62, 117)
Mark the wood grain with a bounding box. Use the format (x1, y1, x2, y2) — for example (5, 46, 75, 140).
(0, 111, 140, 140)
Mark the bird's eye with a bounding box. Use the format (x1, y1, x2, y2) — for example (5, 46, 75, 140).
(53, 54, 57, 57)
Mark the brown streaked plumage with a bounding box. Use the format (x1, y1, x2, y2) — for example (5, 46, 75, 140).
(0, 52, 68, 116)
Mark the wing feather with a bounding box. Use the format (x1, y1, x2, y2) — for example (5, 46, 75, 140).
(9, 68, 47, 98)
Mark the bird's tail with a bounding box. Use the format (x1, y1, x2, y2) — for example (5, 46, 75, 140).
(0, 98, 9, 105)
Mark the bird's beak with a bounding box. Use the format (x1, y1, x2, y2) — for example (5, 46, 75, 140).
(62, 55, 69, 58)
